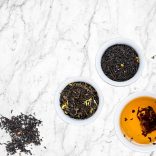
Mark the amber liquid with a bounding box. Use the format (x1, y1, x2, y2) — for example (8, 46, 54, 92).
(120, 96, 156, 144)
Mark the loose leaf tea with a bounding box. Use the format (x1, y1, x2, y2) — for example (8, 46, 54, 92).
(60, 82, 99, 119)
(101, 44, 140, 81)
(0, 113, 42, 155)
(137, 106, 156, 137)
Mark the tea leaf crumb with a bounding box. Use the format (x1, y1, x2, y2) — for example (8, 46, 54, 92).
(61, 101, 68, 110)
(120, 64, 124, 67)
(124, 118, 128, 121)
(90, 108, 94, 113)
(130, 138, 133, 142)
(148, 137, 152, 142)
(84, 98, 92, 106)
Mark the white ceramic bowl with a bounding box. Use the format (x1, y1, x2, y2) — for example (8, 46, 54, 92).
(96, 38, 145, 87)
(54, 77, 104, 125)
(114, 92, 156, 152)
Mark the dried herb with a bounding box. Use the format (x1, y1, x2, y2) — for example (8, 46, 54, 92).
(0, 113, 42, 155)
(148, 137, 152, 142)
(130, 137, 133, 142)
(151, 55, 156, 59)
(124, 118, 128, 121)
(101, 44, 139, 82)
(60, 82, 99, 119)
(137, 106, 156, 137)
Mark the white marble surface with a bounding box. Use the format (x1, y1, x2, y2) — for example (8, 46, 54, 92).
(0, 0, 156, 155)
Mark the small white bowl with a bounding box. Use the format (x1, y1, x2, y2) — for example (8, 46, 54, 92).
(96, 38, 145, 87)
(54, 77, 104, 125)
(114, 92, 156, 152)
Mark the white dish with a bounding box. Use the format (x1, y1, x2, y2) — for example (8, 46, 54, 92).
(114, 92, 156, 152)
(54, 77, 104, 125)
(96, 38, 145, 87)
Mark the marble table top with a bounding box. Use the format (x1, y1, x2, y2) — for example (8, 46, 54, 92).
(0, 0, 156, 155)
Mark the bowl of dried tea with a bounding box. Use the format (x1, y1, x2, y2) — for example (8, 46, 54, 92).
(54, 77, 103, 125)
(96, 38, 145, 87)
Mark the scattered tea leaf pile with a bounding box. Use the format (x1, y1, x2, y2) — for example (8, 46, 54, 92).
(0, 113, 42, 155)
(137, 106, 156, 137)
(101, 44, 140, 81)
(60, 82, 99, 119)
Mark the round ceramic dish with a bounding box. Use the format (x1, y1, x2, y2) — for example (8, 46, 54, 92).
(96, 38, 145, 87)
(114, 92, 156, 152)
(54, 77, 104, 125)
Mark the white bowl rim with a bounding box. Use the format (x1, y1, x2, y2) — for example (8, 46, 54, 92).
(114, 91, 156, 152)
(96, 38, 146, 87)
(54, 77, 104, 125)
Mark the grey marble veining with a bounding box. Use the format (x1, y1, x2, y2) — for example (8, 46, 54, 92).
(0, 0, 156, 155)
